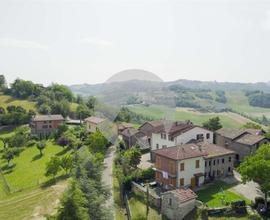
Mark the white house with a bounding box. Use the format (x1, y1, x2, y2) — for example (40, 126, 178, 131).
(151, 121, 213, 151)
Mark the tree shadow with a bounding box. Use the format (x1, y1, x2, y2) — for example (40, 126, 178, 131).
(31, 154, 42, 162)
(1, 163, 16, 174)
(56, 147, 71, 156)
(41, 174, 69, 189)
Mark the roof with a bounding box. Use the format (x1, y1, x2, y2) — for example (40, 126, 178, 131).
(197, 142, 235, 158)
(84, 116, 106, 124)
(236, 134, 267, 146)
(118, 122, 134, 130)
(32, 114, 64, 122)
(164, 188, 197, 203)
(121, 128, 144, 137)
(154, 143, 207, 160)
(216, 128, 247, 140)
(244, 128, 265, 136)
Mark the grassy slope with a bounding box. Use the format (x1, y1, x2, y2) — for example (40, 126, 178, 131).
(129, 105, 254, 128)
(0, 94, 36, 111)
(0, 141, 70, 199)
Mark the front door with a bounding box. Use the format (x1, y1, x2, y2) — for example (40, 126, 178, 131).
(191, 177, 196, 189)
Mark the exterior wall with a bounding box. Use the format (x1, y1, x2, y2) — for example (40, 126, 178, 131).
(176, 157, 205, 188)
(151, 127, 213, 151)
(215, 134, 232, 147)
(122, 132, 146, 149)
(139, 123, 154, 137)
(31, 120, 64, 137)
(161, 193, 196, 220)
(204, 154, 234, 180)
(155, 155, 177, 188)
(86, 121, 99, 133)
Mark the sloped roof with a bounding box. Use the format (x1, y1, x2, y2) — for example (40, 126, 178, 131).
(84, 116, 106, 124)
(32, 114, 64, 122)
(197, 142, 235, 158)
(216, 128, 247, 140)
(164, 188, 197, 203)
(236, 134, 267, 146)
(121, 127, 144, 137)
(154, 144, 207, 160)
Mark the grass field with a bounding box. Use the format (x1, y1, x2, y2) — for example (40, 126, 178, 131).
(0, 94, 36, 111)
(0, 141, 70, 199)
(196, 180, 251, 208)
(129, 104, 256, 128)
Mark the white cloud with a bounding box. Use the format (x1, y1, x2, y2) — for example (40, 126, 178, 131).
(80, 38, 113, 47)
(0, 38, 48, 50)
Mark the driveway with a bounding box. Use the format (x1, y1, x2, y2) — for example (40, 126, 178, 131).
(230, 171, 264, 202)
(138, 152, 153, 170)
(102, 146, 115, 220)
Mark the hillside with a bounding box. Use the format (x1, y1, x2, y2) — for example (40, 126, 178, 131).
(0, 94, 36, 111)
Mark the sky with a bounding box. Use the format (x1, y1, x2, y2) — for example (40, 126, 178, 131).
(0, 0, 270, 85)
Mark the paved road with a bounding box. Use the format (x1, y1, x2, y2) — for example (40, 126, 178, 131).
(102, 146, 116, 220)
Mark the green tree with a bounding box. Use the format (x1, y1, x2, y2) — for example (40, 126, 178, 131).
(45, 156, 61, 179)
(2, 148, 20, 166)
(242, 122, 262, 130)
(238, 145, 270, 209)
(0, 75, 7, 90)
(76, 104, 91, 120)
(203, 116, 222, 131)
(60, 155, 73, 175)
(85, 131, 109, 154)
(124, 146, 142, 169)
(36, 141, 46, 156)
(56, 181, 89, 220)
(86, 96, 96, 110)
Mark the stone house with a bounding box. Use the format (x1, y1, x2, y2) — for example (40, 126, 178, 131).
(30, 114, 64, 138)
(154, 144, 207, 189)
(215, 128, 269, 162)
(84, 116, 106, 133)
(117, 122, 134, 134)
(198, 142, 235, 181)
(161, 188, 197, 220)
(120, 127, 148, 149)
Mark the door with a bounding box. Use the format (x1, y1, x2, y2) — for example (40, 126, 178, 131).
(191, 177, 196, 189)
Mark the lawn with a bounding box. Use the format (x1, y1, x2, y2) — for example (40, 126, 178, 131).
(129, 104, 256, 128)
(196, 180, 251, 208)
(128, 194, 166, 220)
(0, 94, 36, 111)
(0, 141, 70, 199)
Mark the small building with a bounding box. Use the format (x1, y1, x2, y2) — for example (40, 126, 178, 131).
(154, 144, 207, 189)
(30, 114, 64, 138)
(117, 122, 134, 134)
(198, 142, 235, 180)
(84, 116, 106, 133)
(161, 188, 197, 220)
(121, 127, 147, 149)
(215, 128, 269, 162)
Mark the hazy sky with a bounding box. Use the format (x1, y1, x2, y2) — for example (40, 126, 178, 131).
(0, 0, 270, 85)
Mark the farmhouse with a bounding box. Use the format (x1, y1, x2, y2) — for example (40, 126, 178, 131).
(84, 116, 106, 133)
(150, 121, 213, 151)
(120, 127, 146, 149)
(215, 128, 269, 162)
(30, 114, 64, 138)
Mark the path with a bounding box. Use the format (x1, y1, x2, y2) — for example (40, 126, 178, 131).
(102, 146, 116, 220)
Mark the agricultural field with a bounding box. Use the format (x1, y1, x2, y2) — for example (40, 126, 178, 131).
(128, 104, 257, 128)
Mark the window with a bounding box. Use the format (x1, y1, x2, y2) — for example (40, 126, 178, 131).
(228, 167, 231, 172)
(161, 133, 167, 139)
(206, 133, 210, 139)
(180, 178, 184, 187)
(213, 160, 216, 166)
(180, 163, 185, 171)
(209, 161, 211, 166)
(217, 159, 219, 164)
(162, 145, 167, 149)
(196, 160, 200, 168)
(196, 134, 204, 140)
(156, 144, 159, 149)
(42, 125, 48, 129)
(222, 158, 225, 164)
(205, 161, 207, 167)
(169, 198, 172, 206)
(169, 136, 174, 141)
(228, 157, 231, 162)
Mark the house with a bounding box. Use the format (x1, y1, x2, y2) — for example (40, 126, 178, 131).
(84, 116, 106, 133)
(197, 142, 235, 181)
(30, 114, 64, 138)
(150, 121, 213, 151)
(215, 128, 269, 162)
(117, 122, 134, 134)
(121, 127, 148, 149)
(161, 188, 197, 220)
(154, 144, 207, 189)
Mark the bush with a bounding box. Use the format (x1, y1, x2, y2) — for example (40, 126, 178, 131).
(254, 197, 265, 208)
